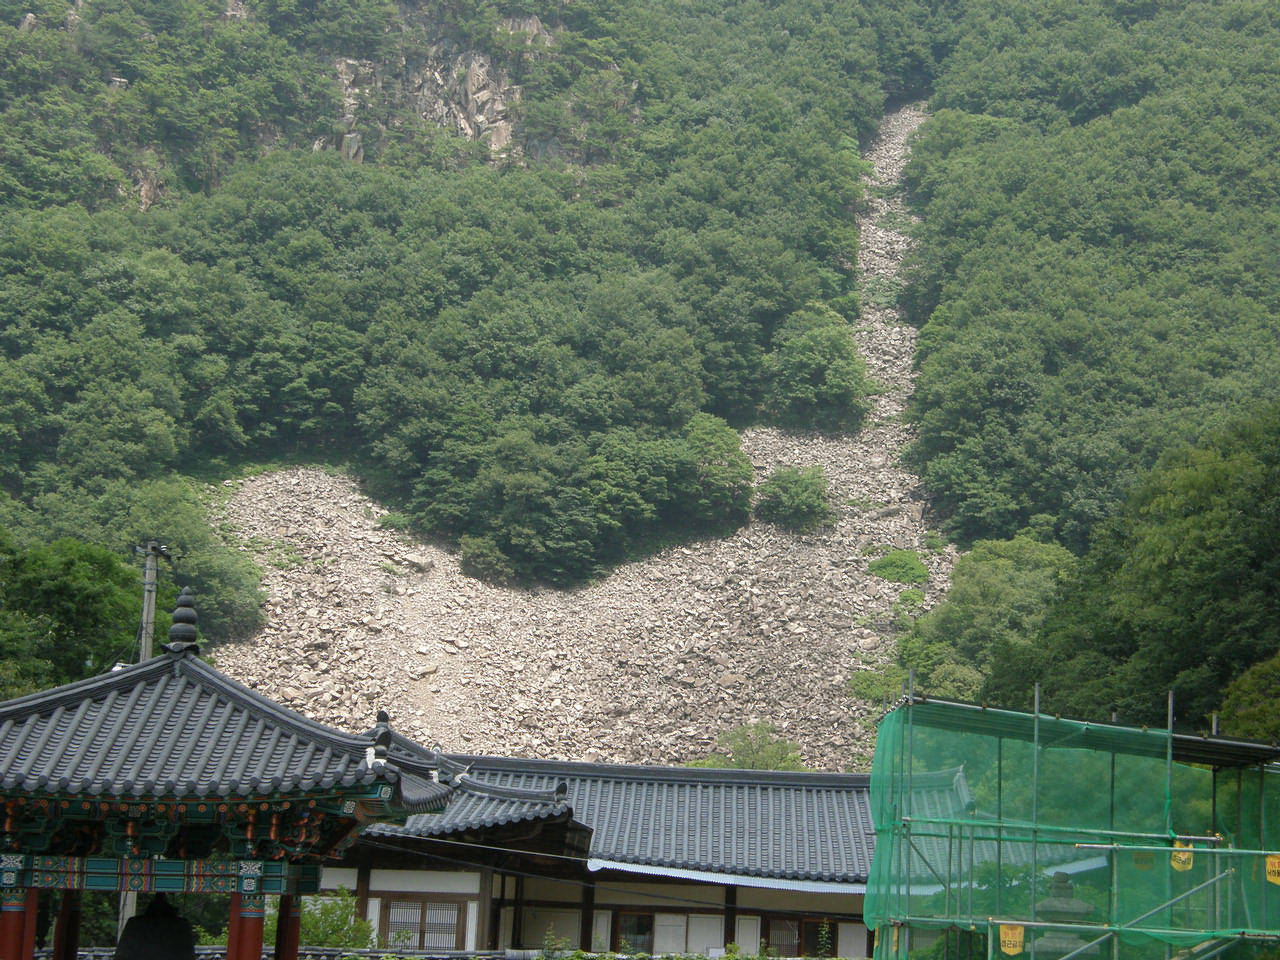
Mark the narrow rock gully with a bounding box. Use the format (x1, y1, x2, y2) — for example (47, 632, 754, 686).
(212, 103, 950, 771)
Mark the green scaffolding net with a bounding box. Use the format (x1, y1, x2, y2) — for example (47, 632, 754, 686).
(865, 700, 1280, 960)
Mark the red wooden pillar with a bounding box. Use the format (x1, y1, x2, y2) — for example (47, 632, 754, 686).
(20, 890, 36, 960)
(50, 891, 81, 960)
(0, 888, 36, 960)
(227, 891, 243, 960)
(0, 889, 26, 960)
(235, 892, 265, 960)
(274, 894, 301, 960)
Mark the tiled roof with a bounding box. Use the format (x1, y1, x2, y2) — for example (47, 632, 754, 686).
(0, 642, 448, 811)
(370, 749, 573, 837)
(369, 747, 874, 886)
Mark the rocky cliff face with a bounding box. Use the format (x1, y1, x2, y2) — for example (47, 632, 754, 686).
(323, 16, 551, 159)
(210, 105, 944, 772)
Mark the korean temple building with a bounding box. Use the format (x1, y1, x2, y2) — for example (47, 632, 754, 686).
(0, 588, 455, 960)
(0, 590, 878, 959)
(23, 589, 1278, 959)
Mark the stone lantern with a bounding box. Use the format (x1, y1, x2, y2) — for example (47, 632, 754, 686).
(1032, 872, 1097, 957)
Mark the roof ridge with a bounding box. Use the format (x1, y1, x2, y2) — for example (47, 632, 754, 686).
(442, 753, 870, 786)
(453, 772, 568, 804)
(0, 656, 177, 717)
(0, 645, 432, 789)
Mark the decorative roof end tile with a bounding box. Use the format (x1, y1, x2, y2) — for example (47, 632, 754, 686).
(164, 586, 200, 651)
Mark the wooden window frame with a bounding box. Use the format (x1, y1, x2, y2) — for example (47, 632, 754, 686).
(765, 914, 841, 957)
(375, 893, 471, 950)
(614, 910, 656, 954)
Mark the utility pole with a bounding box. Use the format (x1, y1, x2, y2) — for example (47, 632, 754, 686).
(135, 540, 169, 661)
(119, 539, 169, 940)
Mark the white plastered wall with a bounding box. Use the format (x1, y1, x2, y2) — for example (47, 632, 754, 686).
(523, 906, 581, 948)
(838, 921, 870, 959)
(735, 888, 864, 914)
(368, 869, 481, 894)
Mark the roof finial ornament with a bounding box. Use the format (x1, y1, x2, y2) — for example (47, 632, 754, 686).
(162, 586, 200, 654)
(364, 710, 392, 770)
(374, 711, 392, 758)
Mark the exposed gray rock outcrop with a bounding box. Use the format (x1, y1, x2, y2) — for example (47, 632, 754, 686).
(323, 17, 551, 158)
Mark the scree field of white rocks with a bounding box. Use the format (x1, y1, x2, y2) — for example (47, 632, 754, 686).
(211, 104, 951, 771)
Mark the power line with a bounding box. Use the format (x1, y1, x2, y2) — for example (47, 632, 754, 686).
(366, 832, 589, 867)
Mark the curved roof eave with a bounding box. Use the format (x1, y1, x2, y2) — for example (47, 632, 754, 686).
(587, 859, 866, 895)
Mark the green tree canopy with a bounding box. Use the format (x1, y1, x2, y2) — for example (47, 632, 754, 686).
(0, 532, 142, 697)
(1220, 655, 1280, 742)
(902, 0, 1280, 552)
(1104, 400, 1280, 725)
(753, 465, 833, 532)
(913, 401, 1280, 732)
(899, 536, 1078, 703)
(764, 304, 874, 432)
(687, 722, 809, 771)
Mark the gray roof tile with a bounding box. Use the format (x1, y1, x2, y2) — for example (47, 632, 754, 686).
(0, 644, 449, 810)
(370, 749, 874, 884)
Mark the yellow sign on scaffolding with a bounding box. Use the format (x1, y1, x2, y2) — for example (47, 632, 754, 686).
(1266, 854, 1280, 885)
(1171, 840, 1194, 872)
(999, 924, 1024, 955)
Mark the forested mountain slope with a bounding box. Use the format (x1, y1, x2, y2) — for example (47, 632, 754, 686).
(2, 0, 935, 631)
(206, 105, 945, 770)
(1, 0, 942, 747)
(4, 0, 1278, 753)
(906, 1, 1280, 553)
(891, 0, 1280, 733)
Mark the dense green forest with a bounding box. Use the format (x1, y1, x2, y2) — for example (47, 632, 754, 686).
(2, 0, 1277, 734)
(888, 0, 1280, 733)
(1, 0, 934, 693)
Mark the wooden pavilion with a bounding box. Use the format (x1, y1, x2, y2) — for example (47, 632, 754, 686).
(0, 588, 451, 960)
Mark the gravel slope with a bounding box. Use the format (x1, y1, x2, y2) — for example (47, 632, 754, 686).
(209, 104, 947, 771)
